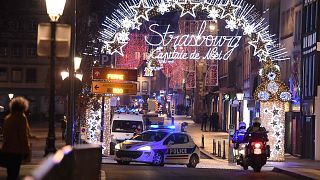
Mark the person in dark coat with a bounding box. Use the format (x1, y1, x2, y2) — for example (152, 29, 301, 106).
(2, 97, 31, 180)
(212, 112, 219, 131)
(209, 113, 215, 131)
(201, 113, 208, 131)
(185, 105, 190, 117)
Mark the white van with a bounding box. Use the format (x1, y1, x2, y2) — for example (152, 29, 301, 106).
(111, 114, 144, 144)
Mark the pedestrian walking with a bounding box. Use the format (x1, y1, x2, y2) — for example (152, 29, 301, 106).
(185, 105, 190, 117)
(2, 97, 31, 180)
(209, 113, 214, 131)
(213, 112, 219, 131)
(201, 112, 208, 131)
(61, 115, 67, 140)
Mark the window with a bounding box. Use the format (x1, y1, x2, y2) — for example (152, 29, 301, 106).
(11, 68, 22, 82)
(0, 43, 8, 56)
(174, 134, 189, 144)
(163, 134, 189, 145)
(135, 52, 140, 60)
(12, 44, 23, 57)
(142, 81, 148, 92)
(27, 19, 37, 32)
(0, 68, 8, 81)
(281, 8, 294, 38)
(26, 44, 37, 57)
(26, 68, 37, 83)
(7, 20, 19, 32)
(137, 82, 140, 92)
(294, 10, 302, 42)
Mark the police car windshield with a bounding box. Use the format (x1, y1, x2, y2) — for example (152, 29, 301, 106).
(132, 131, 168, 142)
(112, 120, 143, 133)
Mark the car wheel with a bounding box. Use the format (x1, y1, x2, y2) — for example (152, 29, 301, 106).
(153, 151, 164, 166)
(187, 154, 199, 168)
(117, 160, 130, 165)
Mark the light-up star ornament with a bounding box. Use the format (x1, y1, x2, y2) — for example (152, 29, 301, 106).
(130, 0, 152, 21)
(225, 19, 237, 31)
(219, 0, 240, 19)
(177, 0, 200, 18)
(243, 23, 255, 36)
(248, 33, 272, 58)
(200, 0, 211, 10)
(121, 17, 133, 30)
(132, 18, 142, 30)
(207, 7, 220, 22)
(117, 31, 130, 42)
(158, 0, 169, 15)
(106, 35, 127, 56)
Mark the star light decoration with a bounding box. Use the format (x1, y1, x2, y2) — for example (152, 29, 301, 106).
(130, 0, 152, 21)
(248, 33, 272, 60)
(176, 0, 200, 18)
(101, 0, 289, 62)
(106, 35, 127, 56)
(219, 0, 240, 19)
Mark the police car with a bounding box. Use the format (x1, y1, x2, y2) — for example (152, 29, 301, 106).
(114, 127, 200, 168)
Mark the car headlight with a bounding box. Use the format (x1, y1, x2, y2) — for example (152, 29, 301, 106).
(137, 146, 151, 151)
(115, 144, 121, 150)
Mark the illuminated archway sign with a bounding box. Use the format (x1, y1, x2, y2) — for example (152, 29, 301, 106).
(95, 0, 292, 161)
(145, 21, 242, 61)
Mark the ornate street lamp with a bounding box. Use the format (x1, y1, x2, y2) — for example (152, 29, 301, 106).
(44, 0, 66, 155)
(61, 57, 82, 145)
(236, 92, 244, 123)
(8, 93, 14, 100)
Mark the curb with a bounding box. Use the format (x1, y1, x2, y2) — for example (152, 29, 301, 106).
(199, 147, 228, 163)
(272, 167, 316, 180)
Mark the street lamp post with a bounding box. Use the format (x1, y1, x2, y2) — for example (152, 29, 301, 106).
(44, 0, 66, 155)
(61, 57, 82, 145)
(236, 92, 244, 124)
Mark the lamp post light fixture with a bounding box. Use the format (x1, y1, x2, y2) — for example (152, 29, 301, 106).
(61, 71, 83, 81)
(8, 93, 14, 100)
(236, 92, 244, 123)
(44, 0, 66, 155)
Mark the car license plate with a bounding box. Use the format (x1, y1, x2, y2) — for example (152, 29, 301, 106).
(254, 149, 261, 154)
(121, 157, 132, 161)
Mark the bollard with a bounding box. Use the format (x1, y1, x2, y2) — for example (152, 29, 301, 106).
(213, 139, 216, 155)
(222, 140, 226, 159)
(201, 134, 204, 148)
(218, 141, 221, 157)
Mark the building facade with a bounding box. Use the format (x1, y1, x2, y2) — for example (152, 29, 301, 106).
(301, 0, 320, 160)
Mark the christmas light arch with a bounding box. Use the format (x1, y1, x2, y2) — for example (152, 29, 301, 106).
(101, 0, 289, 63)
(96, 0, 292, 161)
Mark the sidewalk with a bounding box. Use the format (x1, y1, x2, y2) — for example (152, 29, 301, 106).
(1, 121, 68, 179)
(270, 155, 320, 180)
(169, 115, 320, 179)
